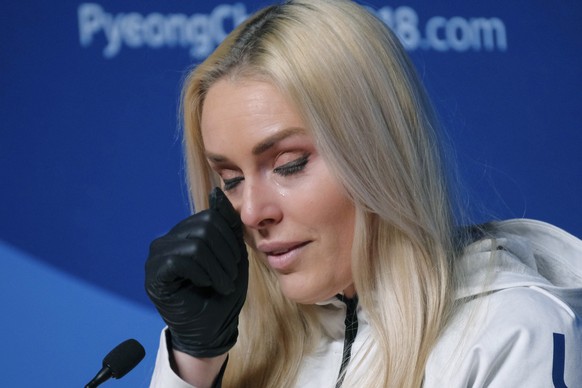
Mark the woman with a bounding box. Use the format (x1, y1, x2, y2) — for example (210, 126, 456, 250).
(145, 1, 582, 387)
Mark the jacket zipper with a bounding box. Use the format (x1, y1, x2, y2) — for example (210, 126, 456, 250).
(335, 294, 359, 388)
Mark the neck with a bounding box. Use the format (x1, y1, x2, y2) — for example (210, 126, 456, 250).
(343, 284, 357, 298)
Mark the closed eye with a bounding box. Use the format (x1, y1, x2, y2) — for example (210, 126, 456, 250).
(273, 153, 309, 176)
(223, 176, 244, 191)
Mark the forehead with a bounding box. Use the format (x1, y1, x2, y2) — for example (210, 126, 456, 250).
(200, 78, 308, 149)
(202, 78, 291, 117)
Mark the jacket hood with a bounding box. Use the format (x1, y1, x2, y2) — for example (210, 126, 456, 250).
(455, 218, 582, 317)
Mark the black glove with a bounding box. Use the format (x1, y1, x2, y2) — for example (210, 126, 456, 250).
(145, 187, 248, 358)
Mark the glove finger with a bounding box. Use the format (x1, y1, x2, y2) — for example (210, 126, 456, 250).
(147, 239, 211, 286)
(161, 215, 242, 279)
(166, 211, 212, 237)
(204, 216, 243, 280)
(148, 238, 234, 294)
(166, 211, 242, 265)
(180, 240, 236, 295)
(209, 187, 244, 241)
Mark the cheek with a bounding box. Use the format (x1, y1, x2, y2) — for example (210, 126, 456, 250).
(303, 182, 355, 248)
(330, 205, 356, 257)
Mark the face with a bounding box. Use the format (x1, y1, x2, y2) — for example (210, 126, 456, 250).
(201, 78, 356, 304)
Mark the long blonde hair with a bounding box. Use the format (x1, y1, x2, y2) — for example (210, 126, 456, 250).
(180, 1, 459, 386)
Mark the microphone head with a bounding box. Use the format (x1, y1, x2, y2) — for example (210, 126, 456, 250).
(102, 339, 146, 379)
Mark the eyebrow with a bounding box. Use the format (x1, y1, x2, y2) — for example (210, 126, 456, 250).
(252, 127, 306, 155)
(205, 127, 306, 163)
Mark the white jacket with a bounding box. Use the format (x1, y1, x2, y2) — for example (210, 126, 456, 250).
(150, 219, 582, 387)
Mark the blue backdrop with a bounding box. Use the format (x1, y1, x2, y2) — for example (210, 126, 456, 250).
(1, 1, 580, 386)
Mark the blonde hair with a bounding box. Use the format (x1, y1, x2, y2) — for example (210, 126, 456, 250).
(180, 1, 459, 386)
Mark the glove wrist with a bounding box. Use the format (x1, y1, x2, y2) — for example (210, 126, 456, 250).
(168, 327, 238, 358)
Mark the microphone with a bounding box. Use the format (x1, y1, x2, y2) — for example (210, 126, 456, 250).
(85, 338, 146, 388)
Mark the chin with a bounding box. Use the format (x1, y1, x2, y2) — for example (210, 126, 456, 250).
(277, 273, 332, 305)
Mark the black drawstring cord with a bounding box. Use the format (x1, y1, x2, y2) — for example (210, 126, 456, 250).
(335, 294, 359, 388)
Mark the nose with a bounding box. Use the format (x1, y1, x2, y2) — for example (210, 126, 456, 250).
(237, 181, 283, 230)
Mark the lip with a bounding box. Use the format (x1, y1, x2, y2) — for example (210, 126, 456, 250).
(258, 241, 310, 272)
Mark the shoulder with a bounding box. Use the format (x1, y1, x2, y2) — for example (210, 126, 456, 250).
(424, 285, 582, 387)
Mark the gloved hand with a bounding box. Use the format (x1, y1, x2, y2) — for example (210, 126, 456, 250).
(145, 187, 248, 358)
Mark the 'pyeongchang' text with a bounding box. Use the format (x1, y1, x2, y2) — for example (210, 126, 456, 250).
(78, 3, 507, 59)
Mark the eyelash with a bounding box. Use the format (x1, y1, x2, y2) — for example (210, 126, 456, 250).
(274, 153, 310, 176)
(222, 153, 310, 191)
(223, 176, 244, 191)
